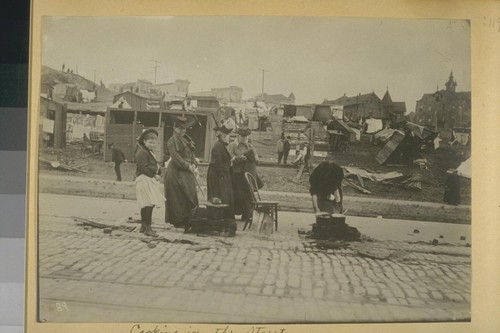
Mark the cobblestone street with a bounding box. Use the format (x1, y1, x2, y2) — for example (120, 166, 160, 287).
(38, 194, 471, 323)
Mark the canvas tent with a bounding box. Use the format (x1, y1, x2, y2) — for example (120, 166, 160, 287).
(364, 118, 383, 134)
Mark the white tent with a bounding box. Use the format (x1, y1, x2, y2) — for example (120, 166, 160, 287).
(457, 158, 471, 179)
(364, 118, 383, 134)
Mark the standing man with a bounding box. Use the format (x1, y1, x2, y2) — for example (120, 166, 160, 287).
(283, 135, 291, 165)
(276, 133, 285, 164)
(109, 143, 127, 181)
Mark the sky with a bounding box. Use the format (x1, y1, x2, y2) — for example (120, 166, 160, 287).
(42, 16, 470, 112)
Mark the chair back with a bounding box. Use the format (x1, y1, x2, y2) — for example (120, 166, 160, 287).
(244, 172, 261, 201)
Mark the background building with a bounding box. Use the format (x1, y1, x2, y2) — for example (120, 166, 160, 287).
(414, 72, 471, 130)
(151, 80, 190, 100)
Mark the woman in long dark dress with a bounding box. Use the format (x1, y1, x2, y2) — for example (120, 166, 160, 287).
(165, 116, 199, 228)
(227, 126, 259, 221)
(207, 125, 235, 219)
(309, 161, 344, 214)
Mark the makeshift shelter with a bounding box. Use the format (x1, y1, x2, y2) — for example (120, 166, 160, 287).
(40, 96, 66, 149)
(110, 98, 132, 109)
(80, 90, 96, 103)
(312, 105, 332, 122)
(457, 158, 471, 179)
(283, 104, 297, 118)
(373, 128, 397, 145)
(64, 86, 80, 102)
(327, 119, 357, 143)
(331, 106, 344, 120)
(393, 121, 439, 149)
(452, 127, 471, 146)
(375, 130, 422, 165)
(113, 91, 148, 111)
(296, 105, 315, 120)
(104, 107, 217, 163)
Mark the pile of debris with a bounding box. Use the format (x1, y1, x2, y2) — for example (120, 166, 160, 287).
(342, 166, 424, 192)
(40, 157, 89, 173)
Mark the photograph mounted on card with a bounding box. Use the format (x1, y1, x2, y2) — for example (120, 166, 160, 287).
(24, 1, 499, 333)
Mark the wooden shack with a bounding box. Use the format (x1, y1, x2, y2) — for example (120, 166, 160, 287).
(104, 107, 217, 163)
(39, 96, 66, 149)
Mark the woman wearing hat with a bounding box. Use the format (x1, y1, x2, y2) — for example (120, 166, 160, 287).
(207, 125, 235, 219)
(227, 126, 260, 222)
(165, 115, 199, 228)
(135, 128, 165, 237)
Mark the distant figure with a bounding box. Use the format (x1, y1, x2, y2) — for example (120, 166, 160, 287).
(276, 133, 285, 164)
(108, 143, 127, 181)
(304, 143, 312, 173)
(224, 111, 237, 131)
(238, 110, 244, 124)
(293, 143, 305, 166)
(283, 136, 291, 164)
(443, 169, 460, 205)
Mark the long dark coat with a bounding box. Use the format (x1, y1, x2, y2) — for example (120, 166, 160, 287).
(165, 132, 198, 227)
(443, 173, 460, 205)
(207, 140, 235, 219)
(227, 141, 259, 220)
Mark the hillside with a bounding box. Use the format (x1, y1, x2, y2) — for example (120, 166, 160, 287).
(41, 65, 115, 103)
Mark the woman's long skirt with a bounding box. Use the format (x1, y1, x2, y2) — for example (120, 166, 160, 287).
(165, 165, 198, 227)
(232, 172, 253, 220)
(207, 165, 235, 219)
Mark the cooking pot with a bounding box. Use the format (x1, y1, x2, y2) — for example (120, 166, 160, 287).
(330, 214, 346, 224)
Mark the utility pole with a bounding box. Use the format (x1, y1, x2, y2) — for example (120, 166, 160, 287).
(93, 70, 96, 84)
(152, 60, 160, 85)
(259, 69, 269, 101)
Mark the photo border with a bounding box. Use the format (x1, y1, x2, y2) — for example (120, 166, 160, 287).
(26, 0, 500, 332)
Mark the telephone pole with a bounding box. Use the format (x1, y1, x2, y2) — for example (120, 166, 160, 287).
(152, 60, 160, 85)
(259, 69, 269, 101)
(93, 70, 96, 84)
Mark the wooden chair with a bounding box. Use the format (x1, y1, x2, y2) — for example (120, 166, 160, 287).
(243, 172, 279, 231)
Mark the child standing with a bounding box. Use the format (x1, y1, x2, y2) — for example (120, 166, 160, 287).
(135, 129, 165, 237)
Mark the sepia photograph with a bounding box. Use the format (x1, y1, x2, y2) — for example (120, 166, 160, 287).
(33, 13, 474, 327)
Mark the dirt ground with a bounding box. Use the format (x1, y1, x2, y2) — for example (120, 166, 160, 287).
(39, 123, 471, 206)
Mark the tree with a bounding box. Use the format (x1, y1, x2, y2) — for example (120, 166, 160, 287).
(62, 63, 65, 71)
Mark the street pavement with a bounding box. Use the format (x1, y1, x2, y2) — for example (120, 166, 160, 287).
(37, 193, 471, 323)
